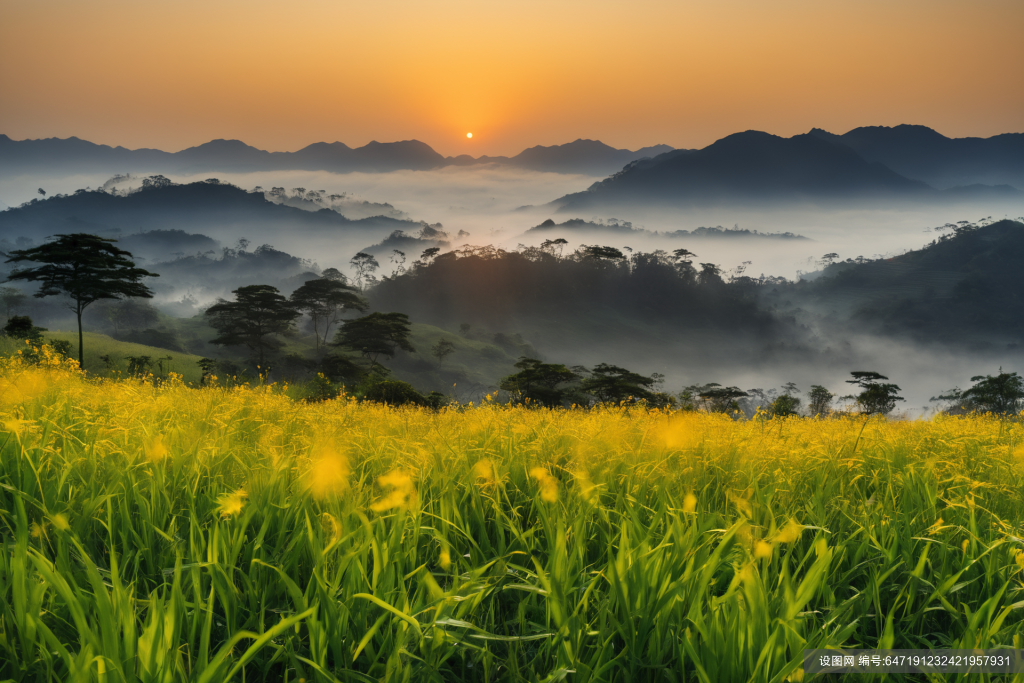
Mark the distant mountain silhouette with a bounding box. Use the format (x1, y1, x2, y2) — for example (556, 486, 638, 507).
(0, 134, 673, 177)
(808, 125, 1024, 190)
(500, 139, 678, 175)
(0, 181, 419, 243)
(549, 130, 1021, 212)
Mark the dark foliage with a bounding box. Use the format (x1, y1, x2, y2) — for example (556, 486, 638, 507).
(205, 285, 299, 368)
(333, 312, 415, 373)
(369, 244, 781, 351)
(5, 233, 157, 367)
(290, 277, 367, 352)
(778, 220, 1024, 347)
(579, 363, 657, 404)
(846, 371, 904, 415)
(499, 357, 579, 407)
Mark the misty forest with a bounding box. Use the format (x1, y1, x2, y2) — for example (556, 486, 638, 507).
(2, 119, 1024, 682)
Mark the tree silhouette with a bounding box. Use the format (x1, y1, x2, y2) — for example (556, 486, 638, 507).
(846, 371, 904, 415)
(5, 233, 157, 368)
(205, 285, 299, 369)
(499, 357, 578, 406)
(290, 277, 367, 353)
(807, 385, 834, 417)
(958, 371, 1024, 415)
(431, 338, 456, 369)
(333, 312, 414, 373)
(350, 252, 379, 291)
(581, 363, 656, 404)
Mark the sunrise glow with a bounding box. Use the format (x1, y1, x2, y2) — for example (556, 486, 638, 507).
(1, 0, 1021, 156)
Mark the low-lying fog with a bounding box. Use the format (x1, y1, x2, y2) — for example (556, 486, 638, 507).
(2, 167, 1022, 417)
(5, 168, 1022, 283)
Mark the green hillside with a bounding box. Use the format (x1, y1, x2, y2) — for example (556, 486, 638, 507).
(17, 331, 208, 382)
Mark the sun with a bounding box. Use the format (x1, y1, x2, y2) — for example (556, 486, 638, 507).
(466, 132, 473, 139)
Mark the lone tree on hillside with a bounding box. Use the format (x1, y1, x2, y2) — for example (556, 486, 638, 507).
(205, 285, 299, 370)
(430, 338, 456, 369)
(846, 371, 904, 415)
(333, 311, 414, 374)
(5, 233, 157, 368)
(290, 277, 367, 353)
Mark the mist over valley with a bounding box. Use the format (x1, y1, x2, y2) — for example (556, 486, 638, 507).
(1, 124, 1022, 413)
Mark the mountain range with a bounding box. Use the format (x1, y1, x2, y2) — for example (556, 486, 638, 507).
(3, 125, 1021, 211)
(0, 135, 675, 177)
(548, 129, 1023, 212)
(808, 125, 1024, 190)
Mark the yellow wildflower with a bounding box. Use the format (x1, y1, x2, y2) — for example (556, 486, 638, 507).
(2, 418, 34, 437)
(439, 548, 452, 570)
(217, 489, 247, 518)
(144, 434, 169, 462)
(728, 491, 753, 518)
(306, 445, 350, 499)
(530, 467, 558, 503)
(471, 459, 495, 486)
(576, 471, 597, 503)
(682, 493, 697, 514)
(754, 540, 774, 559)
(48, 513, 70, 532)
(774, 520, 803, 544)
(370, 469, 417, 512)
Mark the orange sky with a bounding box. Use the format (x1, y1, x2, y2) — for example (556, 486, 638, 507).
(1, 0, 1021, 157)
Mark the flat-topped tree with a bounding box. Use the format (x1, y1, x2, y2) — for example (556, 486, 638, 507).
(333, 311, 414, 374)
(5, 233, 157, 368)
(205, 285, 299, 371)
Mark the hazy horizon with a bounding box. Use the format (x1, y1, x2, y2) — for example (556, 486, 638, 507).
(3, 1, 1022, 157)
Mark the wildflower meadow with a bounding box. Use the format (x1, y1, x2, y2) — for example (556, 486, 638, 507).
(1, 351, 1023, 681)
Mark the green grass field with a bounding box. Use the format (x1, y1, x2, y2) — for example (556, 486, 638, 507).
(1, 355, 1023, 682)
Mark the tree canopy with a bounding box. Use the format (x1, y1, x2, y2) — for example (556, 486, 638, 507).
(948, 371, 1024, 415)
(579, 363, 657, 404)
(332, 312, 415, 373)
(290, 277, 367, 353)
(499, 357, 579, 407)
(846, 371, 904, 415)
(5, 233, 157, 367)
(205, 285, 299, 370)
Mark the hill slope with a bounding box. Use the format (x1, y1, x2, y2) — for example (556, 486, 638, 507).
(808, 124, 1024, 190)
(773, 219, 1024, 347)
(550, 131, 939, 211)
(0, 181, 419, 244)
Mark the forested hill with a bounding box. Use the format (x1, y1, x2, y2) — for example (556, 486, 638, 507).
(0, 180, 419, 242)
(772, 219, 1024, 348)
(368, 244, 807, 367)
